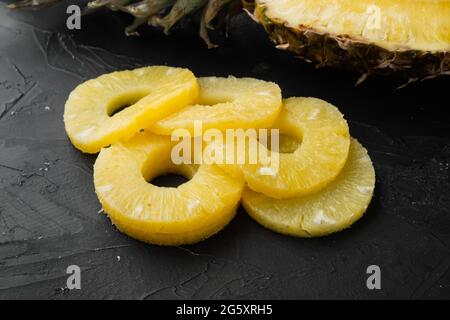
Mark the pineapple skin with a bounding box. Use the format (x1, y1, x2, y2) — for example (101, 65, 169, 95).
(253, 2, 450, 83)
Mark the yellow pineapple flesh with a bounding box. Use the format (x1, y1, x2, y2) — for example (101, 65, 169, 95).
(242, 139, 375, 237)
(151, 76, 282, 136)
(219, 97, 350, 199)
(64, 66, 199, 154)
(93, 131, 244, 246)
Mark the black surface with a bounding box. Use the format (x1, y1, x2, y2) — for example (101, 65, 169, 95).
(0, 2, 450, 300)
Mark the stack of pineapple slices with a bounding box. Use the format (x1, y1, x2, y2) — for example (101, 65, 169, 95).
(64, 66, 375, 246)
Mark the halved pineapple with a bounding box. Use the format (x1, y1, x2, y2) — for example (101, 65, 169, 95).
(64, 66, 199, 154)
(220, 97, 350, 199)
(255, 0, 450, 80)
(93, 131, 244, 246)
(242, 139, 375, 237)
(151, 76, 282, 136)
(258, 0, 450, 53)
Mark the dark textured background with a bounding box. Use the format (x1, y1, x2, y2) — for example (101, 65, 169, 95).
(0, 1, 449, 300)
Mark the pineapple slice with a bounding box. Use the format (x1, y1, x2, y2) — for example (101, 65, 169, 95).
(151, 76, 282, 136)
(64, 66, 199, 154)
(242, 139, 375, 237)
(93, 131, 244, 246)
(220, 97, 350, 199)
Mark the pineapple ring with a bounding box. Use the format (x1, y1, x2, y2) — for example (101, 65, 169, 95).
(64, 66, 199, 154)
(242, 139, 375, 237)
(220, 97, 350, 199)
(150, 76, 282, 135)
(93, 131, 244, 246)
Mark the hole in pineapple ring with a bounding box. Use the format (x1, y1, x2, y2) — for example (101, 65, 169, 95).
(107, 90, 150, 117)
(150, 174, 190, 188)
(259, 124, 303, 154)
(264, 133, 302, 154)
(197, 96, 233, 106)
(141, 153, 198, 189)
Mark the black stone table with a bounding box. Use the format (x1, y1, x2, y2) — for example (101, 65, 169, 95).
(0, 1, 449, 299)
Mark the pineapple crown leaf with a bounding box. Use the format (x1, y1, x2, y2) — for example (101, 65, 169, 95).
(8, 0, 250, 48)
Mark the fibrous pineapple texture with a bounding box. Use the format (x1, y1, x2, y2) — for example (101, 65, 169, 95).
(64, 66, 198, 153)
(243, 139, 375, 237)
(94, 131, 244, 246)
(255, 0, 450, 82)
(151, 76, 282, 136)
(219, 97, 350, 199)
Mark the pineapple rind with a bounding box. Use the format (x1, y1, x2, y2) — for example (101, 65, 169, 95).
(242, 139, 375, 238)
(93, 132, 244, 246)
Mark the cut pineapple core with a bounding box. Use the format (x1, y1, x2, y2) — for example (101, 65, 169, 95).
(243, 139, 375, 237)
(220, 97, 350, 199)
(64, 66, 199, 153)
(151, 76, 282, 136)
(93, 131, 244, 246)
